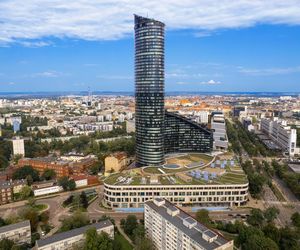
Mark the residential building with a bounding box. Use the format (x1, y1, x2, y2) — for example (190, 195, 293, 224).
(211, 114, 228, 151)
(105, 152, 129, 173)
(0, 220, 31, 244)
(0, 181, 13, 204)
(12, 137, 25, 156)
(261, 118, 298, 156)
(145, 198, 233, 250)
(35, 220, 114, 250)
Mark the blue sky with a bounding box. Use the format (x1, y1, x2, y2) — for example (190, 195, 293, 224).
(0, 1, 300, 92)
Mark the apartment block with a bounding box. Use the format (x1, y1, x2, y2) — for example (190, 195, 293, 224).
(35, 220, 114, 250)
(261, 118, 298, 156)
(145, 198, 233, 250)
(12, 137, 25, 156)
(0, 220, 31, 244)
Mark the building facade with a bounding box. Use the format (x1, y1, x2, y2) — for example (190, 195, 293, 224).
(164, 112, 213, 154)
(0, 181, 13, 204)
(261, 118, 297, 156)
(211, 114, 228, 151)
(135, 15, 165, 167)
(145, 198, 233, 250)
(12, 137, 25, 156)
(35, 220, 114, 250)
(104, 182, 248, 209)
(0, 220, 31, 244)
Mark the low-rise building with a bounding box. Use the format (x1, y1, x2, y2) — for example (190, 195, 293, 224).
(105, 152, 129, 173)
(35, 220, 114, 250)
(145, 198, 233, 250)
(0, 220, 31, 244)
(33, 185, 62, 197)
(0, 181, 13, 204)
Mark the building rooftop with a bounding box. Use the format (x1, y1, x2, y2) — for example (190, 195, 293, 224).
(146, 199, 231, 250)
(0, 220, 30, 234)
(36, 220, 113, 247)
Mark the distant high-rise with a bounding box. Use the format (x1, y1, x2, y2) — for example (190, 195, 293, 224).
(134, 15, 165, 166)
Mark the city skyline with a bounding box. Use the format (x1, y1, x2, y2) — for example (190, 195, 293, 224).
(0, 1, 300, 92)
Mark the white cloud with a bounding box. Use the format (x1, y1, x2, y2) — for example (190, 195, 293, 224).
(177, 79, 221, 85)
(0, 0, 300, 46)
(31, 71, 62, 78)
(239, 66, 300, 75)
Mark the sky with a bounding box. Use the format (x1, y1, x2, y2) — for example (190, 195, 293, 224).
(0, 1, 300, 93)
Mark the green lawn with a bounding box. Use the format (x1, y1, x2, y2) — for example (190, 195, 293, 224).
(33, 204, 48, 211)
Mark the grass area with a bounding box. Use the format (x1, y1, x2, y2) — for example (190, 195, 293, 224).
(270, 183, 286, 202)
(114, 231, 133, 250)
(143, 167, 162, 174)
(33, 204, 48, 211)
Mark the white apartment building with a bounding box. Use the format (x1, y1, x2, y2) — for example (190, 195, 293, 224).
(104, 182, 248, 208)
(0, 220, 31, 244)
(145, 198, 233, 250)
(261, 118, 297, 156)
(35, 220, 114, 250)
(195, 111, 209, 124)
(12, 137, 25, 156)
(211, 114, 228, 151)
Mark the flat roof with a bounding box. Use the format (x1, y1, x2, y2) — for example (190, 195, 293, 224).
(36, 220, 113, 247)
(145, 199, 230, 250)
(0, 220, 30, 234)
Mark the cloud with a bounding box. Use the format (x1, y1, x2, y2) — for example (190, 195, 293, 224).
(177, 79, 222, 85)
(97, 75, 133, 80)
(0, 82, 15, 85)
(31, 71, 62, 78)
(239, 66, 300, 75)
(0, 1, 300, 46)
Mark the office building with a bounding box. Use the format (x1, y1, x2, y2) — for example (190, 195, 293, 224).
(261, 118, 298, 156)
(0, 220, 31, 244)
(134, 15, 213, 167)
(164, 112, 213, 154)
(135, 15, 165, 167)
(35, 220, 114, 250)
(145, 198, 233, 250)
(211, 114, 228, 151)
(12, 137, 25, 156)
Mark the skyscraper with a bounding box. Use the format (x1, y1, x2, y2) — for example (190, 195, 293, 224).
(135, 15, 165, 166)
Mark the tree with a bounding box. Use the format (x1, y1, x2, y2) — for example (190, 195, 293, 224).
(13, 165, 40, 182)
(0, 238, 14, 250)
(134, 237, 154, 250)
(123, 215, 138, 236)
(26, 197, 36, 207)
(242, 233, 279, 250)
(84, 228, 113, 250)
(80, 191, 89, 209)
(263, 223, 281, 244)
(279, 226, 300, 250)
(291, 212, 300, 228)
(19, 186, 32, 200)
(42, 169, 56, 180)
(133, 224, 145, 244)
(20, 207, 39, 231)
(247, 209, 265, 228)
(60, 211, 89, 232)
(0, 217, 6, 227)
(264, 207, 279, 223)
(195, 209, 211, 226)
(58, 176, 69, 191)
(39, 211, 50, 224)
(68, 179, 76, 191)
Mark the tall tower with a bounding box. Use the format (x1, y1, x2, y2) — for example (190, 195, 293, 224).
(134, 15, 165, 166)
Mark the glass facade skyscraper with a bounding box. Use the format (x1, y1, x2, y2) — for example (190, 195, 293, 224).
(135, 15, 165, 166)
